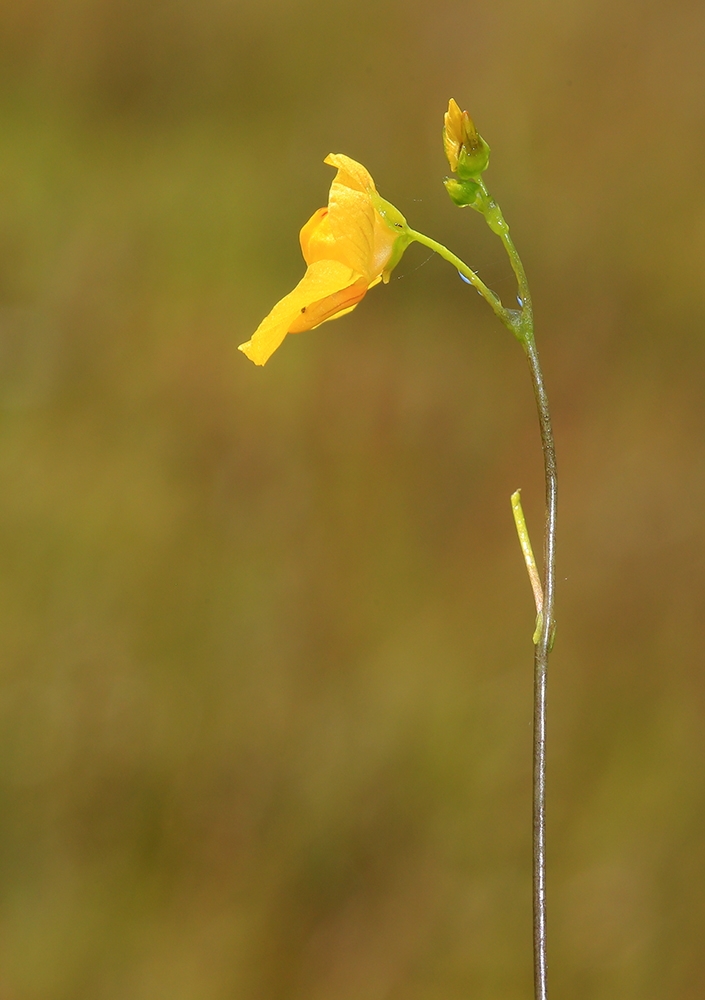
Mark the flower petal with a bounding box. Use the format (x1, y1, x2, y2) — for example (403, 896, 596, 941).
(238, 260, 364, 366)
(443, 98, 464, 173)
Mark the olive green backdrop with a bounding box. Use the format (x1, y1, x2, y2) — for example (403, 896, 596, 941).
(1, 1, 704, 997)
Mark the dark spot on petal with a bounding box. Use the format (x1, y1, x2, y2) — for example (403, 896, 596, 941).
(301, 306, 306, 313)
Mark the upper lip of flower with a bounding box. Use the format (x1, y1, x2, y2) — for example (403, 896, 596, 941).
(320, 153, 400, 281)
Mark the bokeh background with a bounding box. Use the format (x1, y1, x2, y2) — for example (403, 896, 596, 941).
(1, 1, 704, 997)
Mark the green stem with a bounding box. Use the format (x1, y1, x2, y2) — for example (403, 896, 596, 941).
(480, 187, 555, 1000)
(409, 199, 555, 1000)
(476, 178, 533, 329)
(525, 334, 556, 1000)
(483, 189, 555, 1000)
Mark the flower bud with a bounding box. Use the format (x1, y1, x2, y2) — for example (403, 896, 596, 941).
(443, 98, 490, 180)
(443, 177, 482, 209)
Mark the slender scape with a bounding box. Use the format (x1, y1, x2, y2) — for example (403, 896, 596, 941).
(412, 215, 556, 999)
(412, 206, 556, 1000)
(436, 103, 557, 999)
(240, 102, 557, 999)
(526, 332, 556, 1000)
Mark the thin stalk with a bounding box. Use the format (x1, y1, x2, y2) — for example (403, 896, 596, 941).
(494, 194, 556, 999)
(524, 335, 556, 1000)
(476, 178, 532, 318)
(408, 213, 556, 1000)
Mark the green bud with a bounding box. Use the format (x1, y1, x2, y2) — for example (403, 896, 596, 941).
(443, 177, 482, 209)
(444, 99, 491, 180)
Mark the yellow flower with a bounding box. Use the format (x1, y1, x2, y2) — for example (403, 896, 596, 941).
(239, 154, 409, 365)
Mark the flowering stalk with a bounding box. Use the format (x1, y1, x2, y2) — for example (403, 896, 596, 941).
(441, 98, 556, 1000)
(240, 104, 557, 1000)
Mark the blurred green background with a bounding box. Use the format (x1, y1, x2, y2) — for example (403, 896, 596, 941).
(1, 1, 704, 997)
